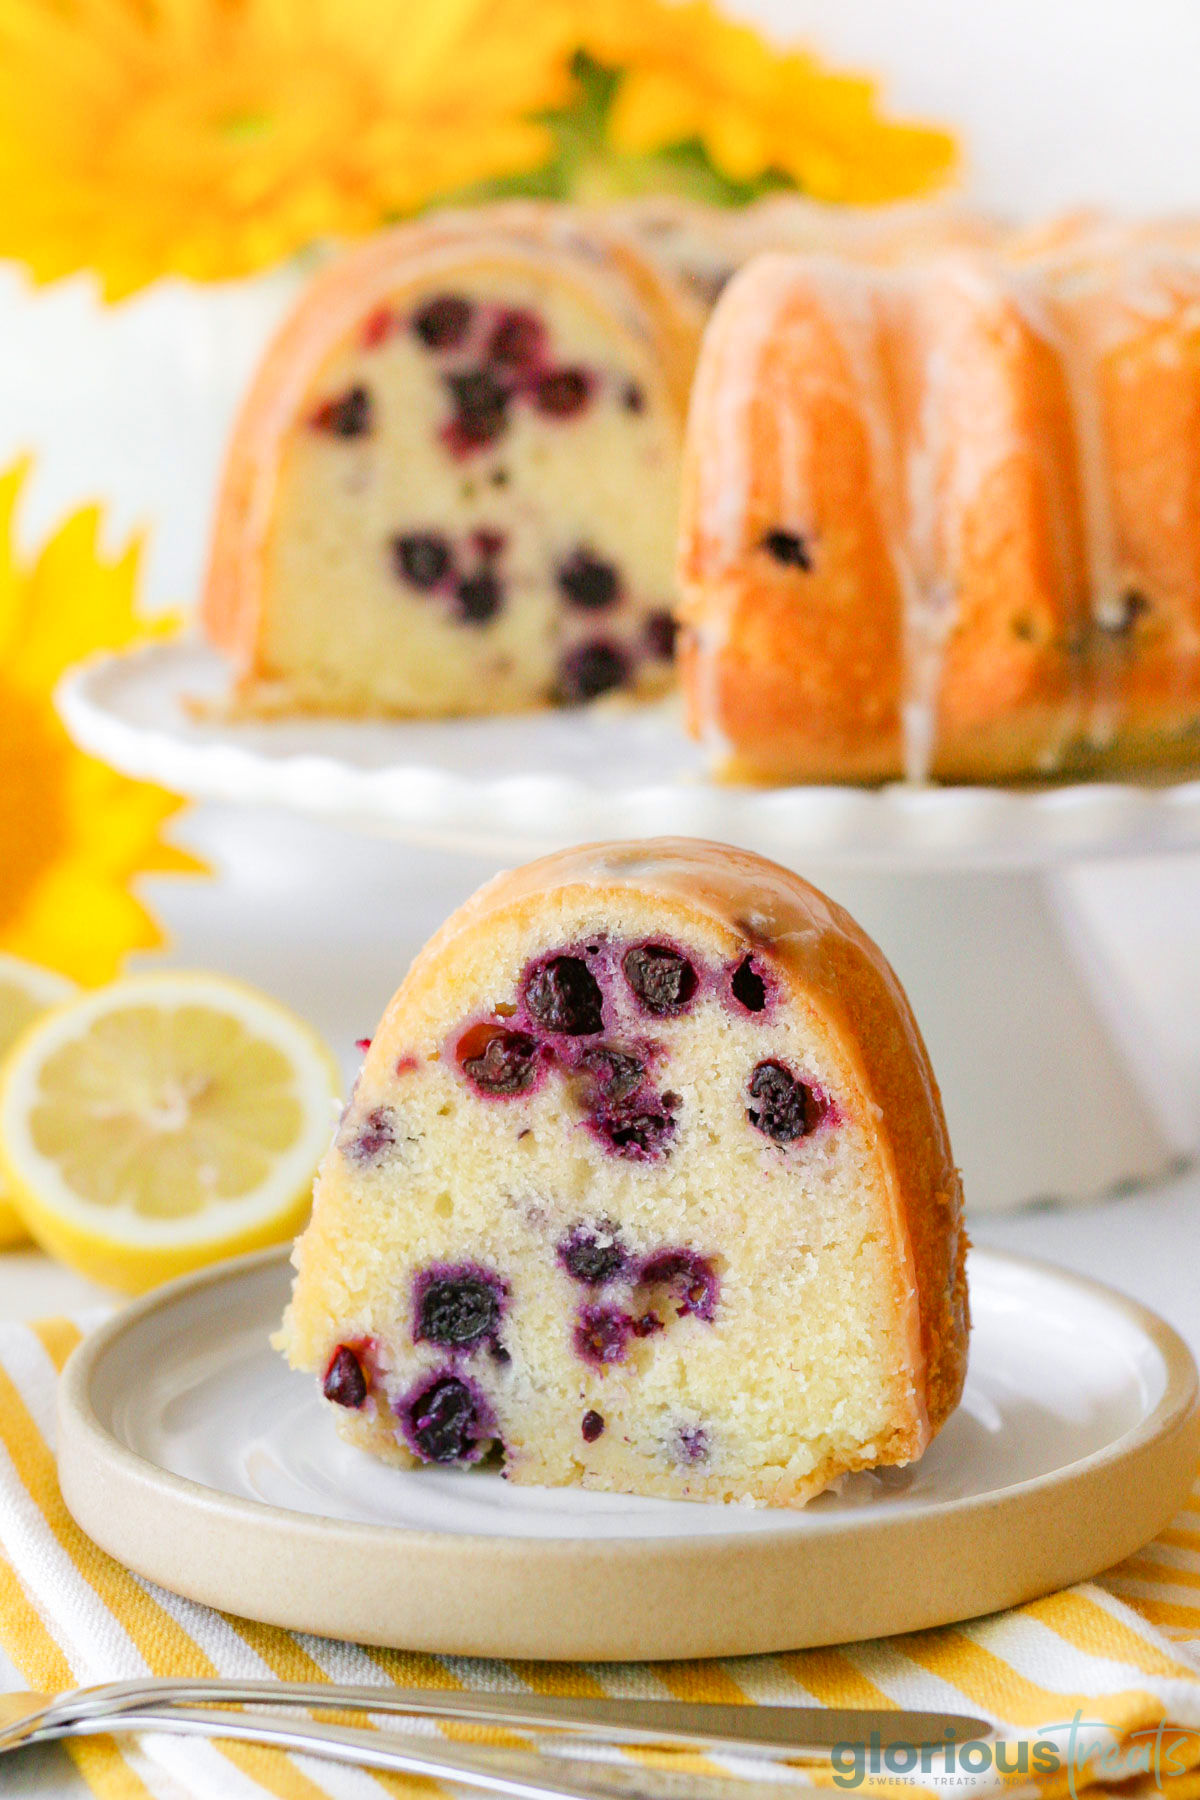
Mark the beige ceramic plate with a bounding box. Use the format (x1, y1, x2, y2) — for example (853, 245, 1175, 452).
(58, 1245, 1199, 1662)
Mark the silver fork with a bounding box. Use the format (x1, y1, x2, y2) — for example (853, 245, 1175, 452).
(0, 1683, 992, 1794)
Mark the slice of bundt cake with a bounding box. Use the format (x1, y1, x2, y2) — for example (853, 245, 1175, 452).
(203, 206, 701, 716)
(279, 838, 968, 1509)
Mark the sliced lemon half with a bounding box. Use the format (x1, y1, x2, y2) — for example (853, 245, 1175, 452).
(0, 971, 341, 1293)
(0, 955, 78, 1247)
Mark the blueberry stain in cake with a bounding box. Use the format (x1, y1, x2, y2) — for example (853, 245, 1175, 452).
(558, 1221, 629, 1286)
(747, 1059, 823, 1143)
(413, 1264, 506, 1350)
(472, 527, 507, 561)
(523, 955, 604, 1035)
(311, 385, 372, 438)
(457, 1023, 541, 1096)
(443, 368, 512, 454)
(339, 1105, 397, 1163)
(391, 531, 452, 591)
(399, 1372, 494, 1464)
(639, 1250, 718, 1322)
(557, 549, 621, 611)
(533, 367, 590, 418)
(361, 307, 394, 349)
(623, 944, 698, 1016)
(574, 1305, 633, 1367)
(730, 954, 768, 1013)
(322, 1345, 367, 1409)
(644, 610, 678, 661)
(487, 308, 545, 370)
(558, 641, 630, 705)
(412, 294, 473, 351)
(454, 569, 503, 625)
(622, 381, 645, 414)
(677, 1425, 709, 1465)
(761, 528, 813, 570)
(581, 1409, 605, 1443)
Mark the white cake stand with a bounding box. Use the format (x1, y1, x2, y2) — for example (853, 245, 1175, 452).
(59, 637, 1200, 1214)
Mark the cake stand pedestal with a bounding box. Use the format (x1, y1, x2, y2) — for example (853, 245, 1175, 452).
(58, 639, 1200, 1214)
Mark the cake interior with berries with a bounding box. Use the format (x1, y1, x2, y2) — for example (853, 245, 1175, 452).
(204, 216, 694, 716)
(279, 838, 968, 1508)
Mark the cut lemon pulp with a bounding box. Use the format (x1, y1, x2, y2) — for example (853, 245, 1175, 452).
(0, 972, 341, 1292)
(0, 955, 77, 1247)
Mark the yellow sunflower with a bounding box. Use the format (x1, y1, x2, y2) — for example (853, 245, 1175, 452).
(0, 460, 203, 984)
(580, 0, 956, 203)
(0, 0, 577, 299)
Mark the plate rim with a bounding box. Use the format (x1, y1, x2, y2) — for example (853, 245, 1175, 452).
(55, 1243, 1200, 1658)
(56, 639, 1200, 869)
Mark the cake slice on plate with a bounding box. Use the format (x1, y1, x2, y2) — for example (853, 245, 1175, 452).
(279, 837, 968, 1509)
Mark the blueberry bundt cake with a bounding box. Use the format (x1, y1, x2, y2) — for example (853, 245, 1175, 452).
(279, 838, 968, 1509)
(678, 242, 1200, 783)
(203, 206, 701, 715)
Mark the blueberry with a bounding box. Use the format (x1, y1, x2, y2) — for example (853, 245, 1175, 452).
(623, 944, 698, 1015)
(401, 1374, 491, 1463)
(413, 294, 473, 350)
(644, 609, 678, 661)
(311, 385, 372, 438)
(581, 1409, 605, 1442)
(557, 549, 621, 611)
(747, 1059, 817, 1143)
(338, 1105, 396, 1163)
(730, 955, 767, 1013)
(761, 529, 812, 570)
(577, 1045, 646, 1105)
(559, 1222, 628, 1286)
(574, 1306, 632, 1366)
(454, 569, 503, 624)
(444, 368, 511, 450)
(533, 368, 590, 418)
(524, 956, 603, 1035)
(558, 642, 629, 704)
(598, 1105, 676, 1161)
(640, 1250, 718, 1322)
(414, 1266, 505, 1349)
(323, 1345, 367, 1408)
(391, 531, 451, 590)
(459, 1025, 538, 1095)
(487, 308, 544, 368)
(1100, 589, 1152, 637)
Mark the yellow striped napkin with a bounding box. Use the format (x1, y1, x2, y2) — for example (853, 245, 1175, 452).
(1, 1313, 1199, 1800)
